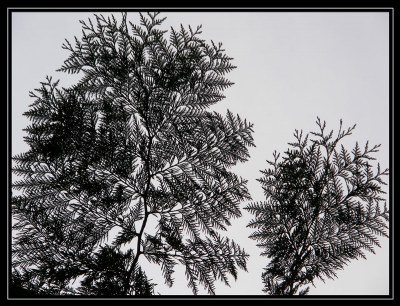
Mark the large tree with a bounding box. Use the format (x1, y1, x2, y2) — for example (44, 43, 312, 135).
(12, 12, 255, 295)
(246, 118, 389, 295)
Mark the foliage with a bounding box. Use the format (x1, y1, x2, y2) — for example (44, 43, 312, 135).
(12, 12, 254, 295)
(246, 118, 389, 295)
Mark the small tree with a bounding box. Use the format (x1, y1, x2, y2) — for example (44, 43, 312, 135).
(12, 12, 255, 295)
(246, 118, 389, 295)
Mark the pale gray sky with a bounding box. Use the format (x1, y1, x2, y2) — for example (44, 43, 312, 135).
(11, 11, 390, 296)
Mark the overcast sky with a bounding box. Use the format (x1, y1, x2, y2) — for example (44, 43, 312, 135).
(11, 11, 390, 296)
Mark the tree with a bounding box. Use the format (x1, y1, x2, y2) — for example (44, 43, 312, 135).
(245, 118, 389, 295)
(12, 12, 255, 296)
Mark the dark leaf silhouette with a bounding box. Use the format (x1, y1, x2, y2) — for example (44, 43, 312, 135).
(12, 12, 254, 296)
(246, 118, 388, 295)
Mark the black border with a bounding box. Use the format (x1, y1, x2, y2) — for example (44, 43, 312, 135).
(6, 6, 395, 300)
(4, 8, 397, 12)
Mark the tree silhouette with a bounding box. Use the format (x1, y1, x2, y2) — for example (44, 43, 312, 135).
(12, 12, 255, 296)
(246, 118, 388, 295)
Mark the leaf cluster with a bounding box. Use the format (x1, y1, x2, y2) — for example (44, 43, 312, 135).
(246, 118, 389, 295)
(12, 12, 255, 295)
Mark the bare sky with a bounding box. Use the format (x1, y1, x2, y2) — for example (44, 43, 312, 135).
(11, 11, 390, 295)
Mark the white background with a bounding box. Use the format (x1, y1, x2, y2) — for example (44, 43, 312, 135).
(11, 11, 390, 295)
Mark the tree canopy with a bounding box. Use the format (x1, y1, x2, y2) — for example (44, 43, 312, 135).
(246, 118, 389, 295)
(12, 12, 255, 295)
